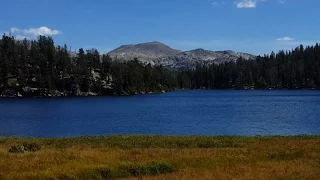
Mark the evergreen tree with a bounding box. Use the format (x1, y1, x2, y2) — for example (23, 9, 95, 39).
(1, 34, 320, 97)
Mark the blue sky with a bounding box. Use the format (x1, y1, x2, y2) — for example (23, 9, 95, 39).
(1, 0, 319, 55)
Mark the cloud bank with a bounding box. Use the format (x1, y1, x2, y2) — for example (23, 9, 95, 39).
(6, 26, 61, 39)
(276, 36, 294, 41)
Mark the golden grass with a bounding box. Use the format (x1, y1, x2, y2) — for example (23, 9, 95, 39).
(0, 136, 319, 180)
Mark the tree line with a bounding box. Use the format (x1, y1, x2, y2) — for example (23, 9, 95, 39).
(180, 44, 320, 90)
(0, 35, 179, 96)
(0, 34, 320, 97)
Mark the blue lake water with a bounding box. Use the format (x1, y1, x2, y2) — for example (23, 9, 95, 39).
(0, 90, 320, 137)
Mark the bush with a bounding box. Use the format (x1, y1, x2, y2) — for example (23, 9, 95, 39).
(76, 163, 175, 180)
(23, 143, 41, 152)
(77, 167, 111, 180)
(8, 145, 25, 153)
(8, 143, 41, 153)
(119, 162, 176, 177)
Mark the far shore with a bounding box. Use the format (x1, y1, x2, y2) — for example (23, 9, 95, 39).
(1, 88, 320, 99)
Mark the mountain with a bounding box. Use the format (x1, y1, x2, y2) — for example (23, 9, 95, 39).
(108, 42, 255, 68)
(108, 41, 181, 65)
(155, 48, 255, 69)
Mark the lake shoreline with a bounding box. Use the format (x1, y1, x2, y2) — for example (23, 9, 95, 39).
(1, 88, 320, 99)
(1, 134, 320, 139)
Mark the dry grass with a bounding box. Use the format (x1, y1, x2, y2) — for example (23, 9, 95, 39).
(0, 136, 319, 180)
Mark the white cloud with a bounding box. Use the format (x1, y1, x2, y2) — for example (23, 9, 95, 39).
(24, 27, 60, 36)
(236, 0, 256, 8)
(6, 26, 61, 39)
(276, 36, 294, 41)
(235, 0, 285, 8)
(9, 27, 20, 34)
(15, 35, 28, 40)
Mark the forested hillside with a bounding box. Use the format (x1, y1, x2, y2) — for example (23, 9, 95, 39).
(0, 34, 320, 97)
(186, 44, 320, 89)
(0, 35, 179, 97)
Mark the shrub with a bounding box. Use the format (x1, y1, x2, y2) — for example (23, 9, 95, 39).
(8, 143, 41, 153)
(77, 167, 111, 180)
(8, 145, 25, 153)
(119, 162, 176, 177)
(23, 143, 41, 152)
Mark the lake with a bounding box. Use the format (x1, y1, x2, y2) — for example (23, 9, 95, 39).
(0, 90, 320, 137)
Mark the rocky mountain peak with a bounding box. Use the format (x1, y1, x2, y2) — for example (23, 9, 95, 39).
(108, 41, 256, 69)
(108, 41, 181, 64)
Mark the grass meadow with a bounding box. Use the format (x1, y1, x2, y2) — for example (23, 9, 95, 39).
(0, 136, 319, 180)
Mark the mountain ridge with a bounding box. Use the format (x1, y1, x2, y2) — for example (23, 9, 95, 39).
(108, 41, 255, 68)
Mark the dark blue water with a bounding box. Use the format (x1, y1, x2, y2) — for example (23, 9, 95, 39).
(0, 90, 320, 137)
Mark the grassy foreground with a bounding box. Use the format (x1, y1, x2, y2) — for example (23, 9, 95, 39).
(0, 136, 319, 180)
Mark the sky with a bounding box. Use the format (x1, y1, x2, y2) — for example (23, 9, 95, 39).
(1, 0, 319, 55)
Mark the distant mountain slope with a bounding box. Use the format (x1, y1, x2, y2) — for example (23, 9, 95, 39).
(108, 42, 255, 68)
(155, 48, 255, 69)
(108, 41, 181, 65)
